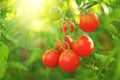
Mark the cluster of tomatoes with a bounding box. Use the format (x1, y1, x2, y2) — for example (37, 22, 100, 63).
(42, 11, 99, 72)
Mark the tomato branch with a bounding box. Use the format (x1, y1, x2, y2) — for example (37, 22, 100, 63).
(79, 1, 99, 11)
(0, 34, 14, 46)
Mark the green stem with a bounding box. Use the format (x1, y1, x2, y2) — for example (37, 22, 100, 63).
(96, 48, 117, 78)
(0, 33, 14, 46)
(45, 68, 51, 80)
(79, 1, 99, 11)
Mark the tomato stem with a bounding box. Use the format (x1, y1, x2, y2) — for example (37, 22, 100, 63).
(79, 1, 98, 12)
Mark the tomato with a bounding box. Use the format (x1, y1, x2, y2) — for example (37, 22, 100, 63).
(64, 35, 73, 44)
(62, 21, 74, 33)
(70, 42, 78, 54)
(70, 35, 94, 56)
(59, 50, 79, 72)
(20, 49, 29, 61)
(55, 41, 68, 53)
(79, 12, 99, 32)
(42, 50, 59, 68)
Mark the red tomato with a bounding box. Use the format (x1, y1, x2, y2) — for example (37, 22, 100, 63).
(79, 12, 99, 32)
(62, 21, 74, 33)
(55, 41, 68, 54)
(59, 50, 79, 72)
(64, 35, 73, 44)
(42, 50, 59, 68)
(70, 42, 78, 54)
(70, 35, 94, 56)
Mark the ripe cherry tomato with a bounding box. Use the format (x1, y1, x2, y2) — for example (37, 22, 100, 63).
(59, 50, 79, 72)
(62, 21, 74, 33)
(55, 41, 68, 54)
(70, 35, 94, 56)
(42, 50, 59, 68)
(70, 42, 78, 54)
(79, 12, 99, 32)
(64, 35, 73, 44)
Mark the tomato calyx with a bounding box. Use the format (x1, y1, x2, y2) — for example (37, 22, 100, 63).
(55, 40, 68, 54)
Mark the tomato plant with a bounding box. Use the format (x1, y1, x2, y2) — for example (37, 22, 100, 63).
(0, 0, 120, 80)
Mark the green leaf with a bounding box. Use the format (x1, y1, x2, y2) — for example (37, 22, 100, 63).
(68, 0, 80, 23)
(95, 52, 115, 65)
(101, 3, 109, 15)
(26, 48, 43, 66)
(0, 41, 9, 79)
(94, 53, 107, 63)
(9, 61, 28, 71)
(108, 8, 120, 22)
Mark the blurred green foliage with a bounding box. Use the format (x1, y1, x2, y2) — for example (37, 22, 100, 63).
(0, 0, 120, 80)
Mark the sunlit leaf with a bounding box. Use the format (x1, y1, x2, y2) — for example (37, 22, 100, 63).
(9, 61, 28, 71)
(0, 41, 9, 79)
(26, 48, 43, 66)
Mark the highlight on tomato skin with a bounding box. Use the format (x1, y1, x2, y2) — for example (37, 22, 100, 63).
(64, 35, 73, 45)
(59, 50, 80, 72)
(70, 35, 94, 56)
(79, 12, 99, 32)
(42, 50, 59, 68)
(62, 21, 75, 34)
(77, 35, 94, 56)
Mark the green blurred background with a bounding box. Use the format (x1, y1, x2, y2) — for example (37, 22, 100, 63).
(0, 0, 120, 80)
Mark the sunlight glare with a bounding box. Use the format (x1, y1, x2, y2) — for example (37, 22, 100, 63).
(30, 20, 43, 32)
(16, 0, 47, 32)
